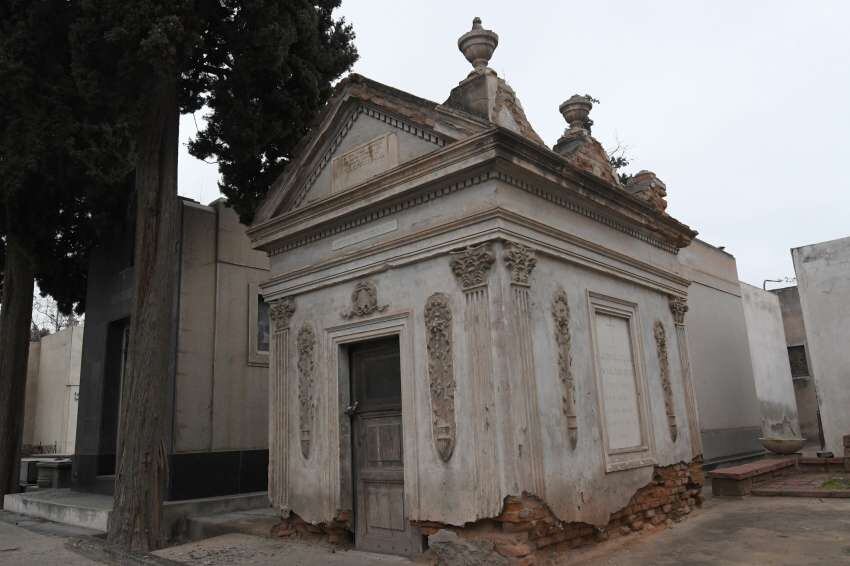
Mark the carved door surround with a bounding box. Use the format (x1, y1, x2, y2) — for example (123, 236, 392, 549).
(323, 312, 420, 528)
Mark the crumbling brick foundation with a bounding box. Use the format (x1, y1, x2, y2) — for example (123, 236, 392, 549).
(272, 459, 704, 564)
(416, 459, 704, 565)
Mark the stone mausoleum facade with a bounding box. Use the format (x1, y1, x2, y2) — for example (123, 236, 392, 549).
(249, 18, 704, 560)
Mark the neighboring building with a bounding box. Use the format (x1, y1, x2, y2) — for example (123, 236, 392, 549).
(739, 283, 800, 441)
(678, 240, 763, 465)
(73, 198, 270, 500)
(792, 236, 850, 456)
(771, 285, 822, 448)
(248, 19, 703, 558)
(23, 324, 84, 455)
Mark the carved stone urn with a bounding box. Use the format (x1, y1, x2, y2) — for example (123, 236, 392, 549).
(458, 17, 499, 74)
(559, 94, 594, 134)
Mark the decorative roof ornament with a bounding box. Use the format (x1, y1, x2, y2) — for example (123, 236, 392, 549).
(458, 17, 499, 76)
(559, 94, 594, 136)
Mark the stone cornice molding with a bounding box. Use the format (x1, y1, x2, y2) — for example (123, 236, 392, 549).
(249, 129, 695, 256)
(258, 208, 691, 302)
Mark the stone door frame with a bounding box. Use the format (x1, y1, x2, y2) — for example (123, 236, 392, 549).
(323, 311, 421, 524)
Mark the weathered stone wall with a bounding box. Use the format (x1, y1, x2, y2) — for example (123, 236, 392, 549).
(274, 460, 703, 565)
(677, 240, 762, 463)
(740, 283, 800, 440)
(772, 285, 821, 447)
(792, 236, 850, 455)
(23, 327, 83, 455)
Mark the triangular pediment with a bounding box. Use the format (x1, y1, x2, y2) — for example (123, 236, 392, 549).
(254, 75, 487, 223)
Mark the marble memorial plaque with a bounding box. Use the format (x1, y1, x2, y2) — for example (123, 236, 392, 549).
(331, 133, 399, 193)
(595, 313, 643, 451)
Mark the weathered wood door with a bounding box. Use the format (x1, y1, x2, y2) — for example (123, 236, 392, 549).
(350, 338, 421, 555)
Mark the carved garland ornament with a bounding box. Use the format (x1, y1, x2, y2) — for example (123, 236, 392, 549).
(653, 320, 678, 441)
(297, 323, 317, 459)
(425, 293, 457, 462)
(450, 244, 495, 289)
(503, 242, 537, 285)
(341, 280, 388, 320)
(552, 289, 578, 448)
(269, 297, 296, 332)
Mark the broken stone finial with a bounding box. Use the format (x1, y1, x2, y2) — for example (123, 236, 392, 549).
(625, 170, 668, 213)
(559, 95, 594, 135)
(458, 17, 499, 75)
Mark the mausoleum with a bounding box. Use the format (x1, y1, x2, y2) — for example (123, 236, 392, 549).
(249, 18, 704, 559)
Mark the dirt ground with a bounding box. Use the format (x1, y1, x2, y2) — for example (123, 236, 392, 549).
(3, 495, 850, 565)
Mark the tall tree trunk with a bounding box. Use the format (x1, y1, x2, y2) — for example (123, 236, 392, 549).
(107, 72, 180, 552)
(0, 236, 35, 506)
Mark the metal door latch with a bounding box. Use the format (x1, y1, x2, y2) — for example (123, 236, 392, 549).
(344, 400, 359, 416)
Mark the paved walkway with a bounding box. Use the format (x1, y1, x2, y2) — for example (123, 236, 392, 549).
(4, 495, 850, 565)
(0, 512, 101, 566)
(560, 496, 850, 565)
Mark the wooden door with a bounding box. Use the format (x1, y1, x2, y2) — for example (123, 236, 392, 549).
(350, 338, 421, 555)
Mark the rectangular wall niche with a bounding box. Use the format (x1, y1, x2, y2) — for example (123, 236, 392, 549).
(588, 292, 655, 473)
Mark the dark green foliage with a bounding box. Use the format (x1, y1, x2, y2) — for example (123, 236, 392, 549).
(72, 0, 357, 226)
(0, 0, 130, 317)
(186, 1, 358, 223)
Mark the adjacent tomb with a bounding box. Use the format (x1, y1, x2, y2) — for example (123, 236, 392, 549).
(249, 18, 703, 559)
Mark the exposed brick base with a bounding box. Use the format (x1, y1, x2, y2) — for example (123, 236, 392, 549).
(271, 459, 704, 564)
(272, 510, 353, 545)
(415, 459, 704, 564)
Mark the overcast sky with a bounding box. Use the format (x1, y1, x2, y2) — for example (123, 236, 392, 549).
(177, 0, 850, 287)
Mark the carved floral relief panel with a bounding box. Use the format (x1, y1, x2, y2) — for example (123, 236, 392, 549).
(297, 323, 317, 459)
(552, 289, 578, 448)
(653, 320, 678, 441)
(425, 293, 457, 462)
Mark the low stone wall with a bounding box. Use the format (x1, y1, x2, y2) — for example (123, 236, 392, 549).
(272, 459, 704, 564)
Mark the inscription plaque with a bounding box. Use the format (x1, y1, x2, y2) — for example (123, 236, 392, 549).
(595, 313, 643, 451)
(331, 133, 399, 193)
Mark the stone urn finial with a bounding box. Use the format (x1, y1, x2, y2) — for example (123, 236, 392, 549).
(559, 95, 594, 135)
(458, 17, 499, 75)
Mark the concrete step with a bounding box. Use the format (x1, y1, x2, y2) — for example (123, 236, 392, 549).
(2, 489, 111, 531)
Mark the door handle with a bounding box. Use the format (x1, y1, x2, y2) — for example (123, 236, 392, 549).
(345, 400, 359, 417)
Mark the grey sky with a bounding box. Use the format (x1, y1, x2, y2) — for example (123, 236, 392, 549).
(177, 0, 850, 287)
